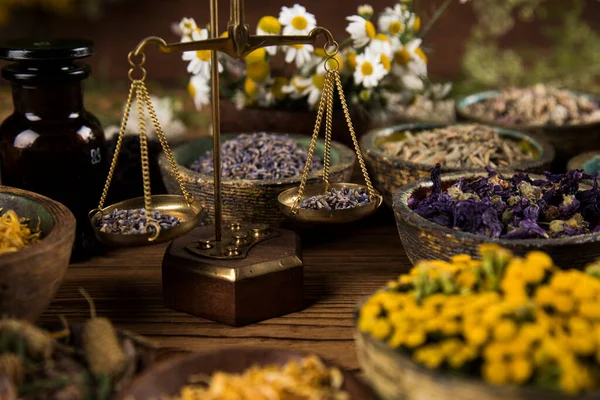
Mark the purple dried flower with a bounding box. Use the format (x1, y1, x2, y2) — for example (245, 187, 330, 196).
(576, 177, 600, 227)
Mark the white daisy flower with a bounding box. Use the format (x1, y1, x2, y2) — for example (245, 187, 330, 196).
(284, 44, 314, 68)
(181, 29, 224, 78)
(282, 75, 309, 100)
(357, 4, 374, 19)
(378, 4, 411, 36)
(354, 47, 387, 88)
(178, 17, 198, 37)
(188, 74, 211, 110)
(346, 15, 376, 48)
(256, 16, 282, 56)
(392, 38, 427, 77)
(297, 73, 326, 108)
(279, 4, 316, 35)
(368, 33, 393, 57)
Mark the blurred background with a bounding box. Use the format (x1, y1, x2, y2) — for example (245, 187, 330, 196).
(0, 0, 599, 127)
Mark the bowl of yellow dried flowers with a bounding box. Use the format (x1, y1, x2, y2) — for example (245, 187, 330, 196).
(0, 186, 75, 322)
(118, 347, 374, 399)
(360, 123, 554, 205)
(356, 244, 600, 400)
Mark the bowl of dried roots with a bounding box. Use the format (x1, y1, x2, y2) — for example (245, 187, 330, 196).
(159, 132, 356, 226)
(360, 123, 554, 206)
(456, 85, 600, 171)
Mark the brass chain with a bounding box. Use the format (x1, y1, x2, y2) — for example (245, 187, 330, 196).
(139, 83, 194, 204)
(136, 83, 153, 212)
(333, 71, 376, 198)
(322, 70, 335, 189)
(96, 80, 138, 210)
(293, 71, 334, 213)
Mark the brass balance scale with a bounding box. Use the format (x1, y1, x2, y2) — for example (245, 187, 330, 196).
(89, 0, 382, 325)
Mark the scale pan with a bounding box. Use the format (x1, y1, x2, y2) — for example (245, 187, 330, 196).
(278, 182, 382, 224)
(89, 195, 204, 247)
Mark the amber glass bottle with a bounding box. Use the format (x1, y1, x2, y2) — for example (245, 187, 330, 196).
(0, 39, 107, 259)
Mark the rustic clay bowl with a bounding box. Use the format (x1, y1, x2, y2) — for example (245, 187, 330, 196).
(0, 186, 75, 322)
(393, 171, 600, 269)
(356, 328, 599, 400)
(117, 347, 375, 400)
(360, 123, 555, 206)
(159, 133, 356, 226)
(456, 90, 600, 172)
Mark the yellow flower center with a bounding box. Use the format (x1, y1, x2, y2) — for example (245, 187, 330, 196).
(365, 20, 376, 40)
(415, 47, 428, 63)
(346, 52, 357, 71)
(311, 74, 325, 90)
(413, 16, 421, 33)
(187, 82, 196, 99)
(375, 33, 391, 42)
(314, 48, 326, 57)
(245, 48, 267, 64)
(257, 16, 281, 34)
(380, 54, 391, 71)
(326, 54, 343, 71)
(389, 20, 404, 36)
(292, 76, 307, 92)
(244, 78, 259, 97)
(394, 48, 411, 65)
(196, 50, 211, 62)
(292, 44, 304, 49)
(271, 77, 288, 100)
(291, 15, 308, 31)
(246, 60, 270, 82)
(361, 61, 374, 76)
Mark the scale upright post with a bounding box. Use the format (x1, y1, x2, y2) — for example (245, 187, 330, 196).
(127, 0, 337, 325)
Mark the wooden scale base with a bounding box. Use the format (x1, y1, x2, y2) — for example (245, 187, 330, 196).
(162, 225, 304, 326)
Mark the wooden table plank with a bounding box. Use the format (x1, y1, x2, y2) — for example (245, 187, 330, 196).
(40, 208, 410, 372)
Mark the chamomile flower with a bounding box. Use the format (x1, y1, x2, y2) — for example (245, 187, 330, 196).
(188, 74, 211, 110)
(369, 33, 393, 57)
(346, 15, 376, 48)
(181, 29, 224, 78)
(256, 16, 282, 55)
(298, 73, 326, 108)
(378, 4, 410, 36)
(282, 75, 309, 100)
(279, 4, 316, 35)
(179, 17, 198, 37)
(393, 38, 427, 77)
(357, 4, 374, 19)
(284, 44, 314, 68)
(354, 47, 387, 88)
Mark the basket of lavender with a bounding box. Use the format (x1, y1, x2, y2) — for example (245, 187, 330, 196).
(393, 166, 600, 268)
(360, 123, 554, 206)
(456, 85, 600, 171)
(158, 132, 355, 226)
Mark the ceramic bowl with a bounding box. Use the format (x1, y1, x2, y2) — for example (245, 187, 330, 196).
(117, 347, 375, 400)
(0, 186, 75, 322)
(159, 133, 355, 226)
(568, 151, 600, 176)
(456, 90, 600, 171)
(360, 123, 554, 206)
(392, 171, 600, 269)
(356, 327, 597, 400)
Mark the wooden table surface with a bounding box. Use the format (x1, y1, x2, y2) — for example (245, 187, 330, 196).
(40, 207, 410, 374)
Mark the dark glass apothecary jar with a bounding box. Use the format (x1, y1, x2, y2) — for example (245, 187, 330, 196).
(0, 39, 107, 259)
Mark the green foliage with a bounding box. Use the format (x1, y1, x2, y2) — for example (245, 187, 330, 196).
(458, 0, 600, 96)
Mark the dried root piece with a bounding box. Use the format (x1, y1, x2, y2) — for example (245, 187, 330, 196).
(0, 354, 23, 386)
(79, 289, 125, 378)
(0, 319, 53, 360)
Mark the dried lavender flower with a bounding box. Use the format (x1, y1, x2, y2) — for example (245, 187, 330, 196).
(96, 208, 180, 235)
(380, 124, 535, 169)
(300, 186, 371, 210)
(465, 84, 600, 126)
(411, 165, 600, 239)
(190, 132, 323, 180)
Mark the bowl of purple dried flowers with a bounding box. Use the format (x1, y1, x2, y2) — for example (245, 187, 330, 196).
(393, 165, 600, 268)
(159, 132, 355, 226)
(360, 123, 554, 206)
(456, 85, 600, 171)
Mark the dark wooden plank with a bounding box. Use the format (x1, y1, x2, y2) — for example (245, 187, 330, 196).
(40, 208, 410, 371)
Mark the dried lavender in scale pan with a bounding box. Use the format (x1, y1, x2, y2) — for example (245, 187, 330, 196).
(97, 208, 180, 235)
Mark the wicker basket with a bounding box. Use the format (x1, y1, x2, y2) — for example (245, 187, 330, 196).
(159, 133, 356, 226)
(356, 330, 597, 400)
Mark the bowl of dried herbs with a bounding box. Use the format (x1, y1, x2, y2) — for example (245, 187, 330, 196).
(393, 166, 600, 269)
(360, 123, 554, 206)
(159, 132, 356, 226)
(456, 85, 600, 171)
(0, 186, 75, 322)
